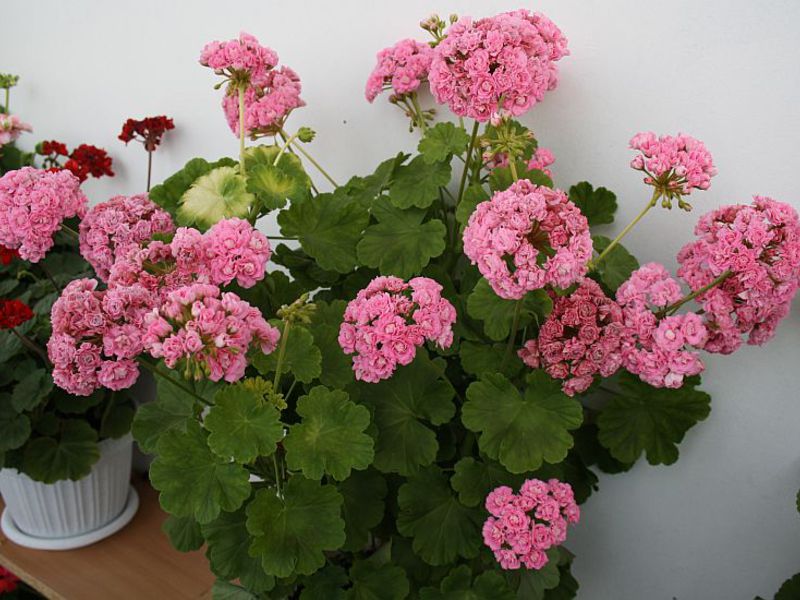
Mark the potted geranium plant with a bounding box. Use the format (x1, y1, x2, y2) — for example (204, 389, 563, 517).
(24, 8, 800, 597)
(0, 78, 140, 549)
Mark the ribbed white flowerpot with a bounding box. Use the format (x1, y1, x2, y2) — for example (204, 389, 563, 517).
(0, 434, 134, 540)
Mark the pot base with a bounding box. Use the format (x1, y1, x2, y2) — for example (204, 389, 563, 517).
(1, 485, 139, 550)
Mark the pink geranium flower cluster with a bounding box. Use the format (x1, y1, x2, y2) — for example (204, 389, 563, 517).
(429, 10, 568, 122)
(463, 179, 592, 299)
(222, 66, 304, 136)
(365, 39, 433, 102)
(109, 217, 271, 299)
(482, 479, 579, 571)
(338, 276, 456, 383)
(0, 114, 32, 146)
(677, 197, 800, 353)
(518, 278, 624, 396)
(0, 167, 87, 262)
(142, 283, 280, 383)
(48, 279, 155, 396)
(629, 132, 717, 201)
(79, 194, 175, 281)
(527, 147, 555, 177)
(201, 32, 304, 137)
(199, 31, 278, 85)
(616, 263, 708, 388)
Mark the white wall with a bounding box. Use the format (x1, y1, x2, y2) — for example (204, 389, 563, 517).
(3, 1, 799, 597)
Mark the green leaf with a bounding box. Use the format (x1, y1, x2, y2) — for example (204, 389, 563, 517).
(52, 388, 104, 414)
(149, 157, 237, 219)
(591, 235, 639, 292)
(389, 155, 451, 209)
(0, 398, 30, 452)
(162, 515, 204, 552)
(11, 368, 52, 412)
(597, 373, 711, 466)
(338, 469, 387, 551)
(300, 566, 348, 599)
(568, 182, 617, 227)
(308, 300, 354, 389)
(455, 183, 490, 227)
(343, 153, 408, 208)
(150, 420, 251, 523)
(205, 383, 284, 463)
(178, 166, 255, 229)
(460, 341, 523, 379)
(284, 386, 373, 481)
(466, 279, 553, 341)
(203, 508, 275, 593)
(245, 146, 310, 211)
(543, 560, 579, 600)
(278, 191, 370, 273)
(451, 457, 525, 507)
(246, 476, 345, 578)
(397, 466, 482, 566)
(358, 353, 455, 475)
(489, 163, 553, 193)
(347, 560, 409, 600)
(211, 581, 259, 600)
(252, 321, 321, 384)
(100, 399, 135, 439)
(357, 197, 446, 278)
(270, 245, 341, 292)
(462, 371, 583, 473)
(22, 420, 99, 483)
(418, 122, 470, 164)
(513, 548, 562, 599)
(776, 573, 800, 600)
(420, 565, 515, 600)
(132, 375, 197, 453)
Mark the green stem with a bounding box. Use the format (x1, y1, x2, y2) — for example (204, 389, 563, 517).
(272, 453, 282, 496)
(4, 87, 8, 113)
(136, 358, 212, 406)
(274, 131, 300, 166)
(286, 135, 339, 188)
(238, 85, 247, 176)
(409, 93, 427, 133)
(591, 189, 660, 269)
(60, 223, 80, 241)
(285, 377, 298, 402)
(100, 390, 116, 434)
(146, 149, 153, 193)
(9, 328, 50, 365)
(501, 299, 523, 368)
(657, 270, 733, 318)
(509, 160, 519, 181)
(456, 121, 480, 208)
(272, 321, 291, 390)
(38, 262, 60, 293)
(267, 235, 297, 241)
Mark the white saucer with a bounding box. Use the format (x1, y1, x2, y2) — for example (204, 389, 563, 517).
(1, 485, 139, 550)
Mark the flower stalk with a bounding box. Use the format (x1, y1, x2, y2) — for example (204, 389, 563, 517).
(591, 188, 660, 269)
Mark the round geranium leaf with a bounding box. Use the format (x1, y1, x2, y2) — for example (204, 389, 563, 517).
(246, 476, 345, 578)
(284, 386, 373, 481)
(462, 371, 583, 473)
(21, 419, 99, 483)
(149, 420, 251, 524)
(178, 166, 255, 229)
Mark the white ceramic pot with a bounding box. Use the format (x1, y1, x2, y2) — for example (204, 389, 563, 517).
(0, 433, 134, 540)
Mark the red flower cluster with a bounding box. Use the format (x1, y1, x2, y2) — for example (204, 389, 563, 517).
(0, 566, 20, 593)
(119, 116, 175, 152)
(38, 140, 114, 182)
(0, 298, 33, 329)
(40, 139, 69, 157)
(0, 244, 19, 265)
(65, 144, 114, 182)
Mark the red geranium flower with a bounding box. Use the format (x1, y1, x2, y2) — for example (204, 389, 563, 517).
(119, 115, 175, 152)
(40, 139, 69, 156)
(0, 566, 20, 593)
(64, 144, 114, 182)
(0, 244, 20, 265)
(0, 299, 34, 329)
